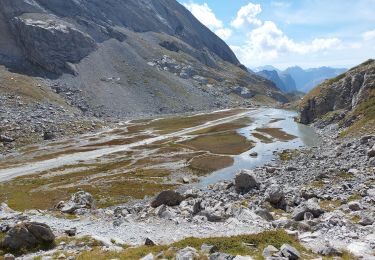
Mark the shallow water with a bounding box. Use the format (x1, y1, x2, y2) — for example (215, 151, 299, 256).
(198, 108, 321, 186)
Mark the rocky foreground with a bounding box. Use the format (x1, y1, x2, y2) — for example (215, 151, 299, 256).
(0, 125, 374, 259)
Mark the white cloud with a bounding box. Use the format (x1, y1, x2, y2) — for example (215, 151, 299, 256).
(183, 2, 222, 29)
(183, 2, 232, 40)
(231, 21, 341, 65)
(363, 29, 375, 41)
(231, 2, 262, 28)
(215, 28, 232, 40)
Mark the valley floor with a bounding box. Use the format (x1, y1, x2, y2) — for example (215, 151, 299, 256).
(0, 108, 374, 259)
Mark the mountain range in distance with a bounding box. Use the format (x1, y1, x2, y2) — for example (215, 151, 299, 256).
(253, 65, 347, 93)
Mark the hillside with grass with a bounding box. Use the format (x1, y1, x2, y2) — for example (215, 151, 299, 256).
(299, 59, 375, 135)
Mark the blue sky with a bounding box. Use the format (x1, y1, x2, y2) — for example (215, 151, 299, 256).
(179, 0, 375, 69)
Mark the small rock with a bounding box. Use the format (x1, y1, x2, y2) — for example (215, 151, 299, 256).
(57, 253, 66, 259)
(249, 152, 258, 157)
(182, 177, 190, 184)
(140, 253, 154, 260)
(255, 209, 274, 221)
(43, 131, 56, 140)
(145, 238, 155, 246)
(151, 190, 184, 208)
(234, 170, 259, 194)
(359, 216, 374, 226)
(280, 244, 300, 260)
(292, 198, 324, 221)
(64, 227, 77, 237)
(318, 246, 342, 256)
(233, 256, 253, 260)
(348, 201, 362, 211)
(265, 184, 286, 209)
(266, 167, 276, 173)
(262, 245, 279, 258)
(201, 243, 218, 254)
(176, 246, 199, 260)
(286, 166, 297, 171)
(368, 145, 375, 157)
(4, 254, 15, 260)
(209, 252, 235, 260)
(0, 135, 14, 143)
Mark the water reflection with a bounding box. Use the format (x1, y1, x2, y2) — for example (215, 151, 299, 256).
(198, 108, 321, 186)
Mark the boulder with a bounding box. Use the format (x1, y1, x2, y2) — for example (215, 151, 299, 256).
(255, 209, 274, 221)
(60, 191, 95, 213)
(265, 185, 286, 209)
(176, 246, 199, 260)
(145, 238, 155, 246)
(266, 167, 277, 173)
(1, 222, 55, 251)
(262, 245, 279, 258)
(280, 244, 300, 260)
(201, 244, 218, 254)
(151, 190, 184, 208)
(210, 252, 235, 260)
(234, 170, 259, 194)
(292, 198, 324, 221)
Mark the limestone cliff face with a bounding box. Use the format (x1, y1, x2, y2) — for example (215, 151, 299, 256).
(299, 60, 375, 126)
(10, 13, 96, 74)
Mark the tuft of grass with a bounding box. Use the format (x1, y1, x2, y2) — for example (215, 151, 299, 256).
(347, 194, 362, 202)
(278, 150, 300, 161)
(319, 200, 341, 211)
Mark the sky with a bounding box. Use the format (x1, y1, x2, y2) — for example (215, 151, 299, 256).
(179, 0, 375, 69)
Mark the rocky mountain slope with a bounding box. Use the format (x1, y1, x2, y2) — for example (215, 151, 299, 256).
(299, 59, 375, 135)
(256, 70, 297, 93)
(0, 0, 285, 119)
(286, 66, 347, 93)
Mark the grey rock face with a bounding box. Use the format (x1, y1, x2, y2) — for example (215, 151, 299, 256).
(10, 13, 96, 74)
(1, 222, 55, 251)
(299, 60, 374, 124)
(235, 170, 259, 194)
(151, 190, 184, 208)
